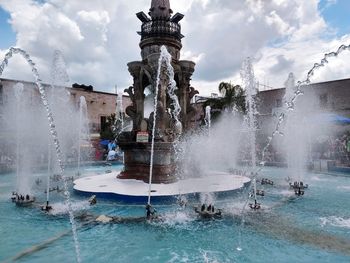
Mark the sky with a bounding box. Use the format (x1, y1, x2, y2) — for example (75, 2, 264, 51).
(0, 0, 350, 96)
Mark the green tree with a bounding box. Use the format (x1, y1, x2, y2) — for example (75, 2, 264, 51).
(100, 113, 116, 140)
(204, 82, 246, 120)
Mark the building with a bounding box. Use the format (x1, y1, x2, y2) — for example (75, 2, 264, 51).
(0, 78, 131, 138)
(257, 78, 350, 136)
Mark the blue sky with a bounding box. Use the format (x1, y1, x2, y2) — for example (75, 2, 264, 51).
(319, 0, 350, 37)
(1, 0, 349, 50)
(0, 6, 15, 49)
(1, 1, 349, 49)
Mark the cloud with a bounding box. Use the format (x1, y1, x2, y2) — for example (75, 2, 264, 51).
(269, 55, 295, 74)
(322, 0, 338, 10)
(0, 0, 349, 96)
(255, 34, 350, 90)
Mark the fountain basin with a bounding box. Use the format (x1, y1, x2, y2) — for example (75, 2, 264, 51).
(118, 141, 178, 184)
(73, 171, 250, 203)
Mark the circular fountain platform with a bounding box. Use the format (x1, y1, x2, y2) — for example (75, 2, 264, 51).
(73, 171, 251, 203)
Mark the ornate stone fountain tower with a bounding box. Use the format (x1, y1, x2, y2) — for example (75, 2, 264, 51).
(117, 0, 198, 184)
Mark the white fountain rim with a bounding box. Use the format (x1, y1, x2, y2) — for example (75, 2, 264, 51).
(73, 171, 251, 197)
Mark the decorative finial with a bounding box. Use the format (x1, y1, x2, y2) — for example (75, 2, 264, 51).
(149, 0, 173, 20)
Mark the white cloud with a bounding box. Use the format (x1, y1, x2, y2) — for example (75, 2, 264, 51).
(0, 0, 349, 96)
(265, 10, 293, 35)
(254, 34, 350, 90)
(77, 10, 110, 42)
(323, 0, 337, 10)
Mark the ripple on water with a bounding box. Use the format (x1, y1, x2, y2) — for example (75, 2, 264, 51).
(337, 186, 350, 191)
(310, 175, 333, 182)
(320, 216, 350, 229)
(49, 201, 90, 216)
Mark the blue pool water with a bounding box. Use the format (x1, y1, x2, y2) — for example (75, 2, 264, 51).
(0, 165, 349, 262)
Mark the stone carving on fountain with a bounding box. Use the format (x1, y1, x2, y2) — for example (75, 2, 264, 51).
(149, 0, 173, 20)
(187, 86, 200, 121)
(118, 0, 198, 184)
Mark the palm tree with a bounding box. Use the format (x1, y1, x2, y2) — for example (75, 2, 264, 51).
(204, 82, 246, 121)
(218, 82, 246, 112)
(100, 113, 117, 140)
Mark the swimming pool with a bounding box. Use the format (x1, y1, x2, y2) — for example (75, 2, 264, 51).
(0, 165, 349, 262)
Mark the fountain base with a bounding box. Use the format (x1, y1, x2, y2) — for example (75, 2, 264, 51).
(73, 171, 251, 203)
(118, 141, 177, 184)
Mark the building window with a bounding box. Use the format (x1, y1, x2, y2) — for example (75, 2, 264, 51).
(276, 99, 282, 108)
(320, 93, 328, 107)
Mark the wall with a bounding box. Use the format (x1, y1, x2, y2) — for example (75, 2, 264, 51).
(0, 78, 132, 137)
(257, 78, 350, 138)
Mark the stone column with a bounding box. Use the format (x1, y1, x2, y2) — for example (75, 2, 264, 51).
(128, 62, 144, 130)
(179, 60, 195, 130)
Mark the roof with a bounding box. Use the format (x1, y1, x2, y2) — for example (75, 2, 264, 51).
(0, 77, 117, 96)
(258, 77, 350, 95)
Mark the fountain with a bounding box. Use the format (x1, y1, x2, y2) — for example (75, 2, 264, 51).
(260, 44, 350, 169)
(1, 1, 350, 262)
(73, 0, 251, 202)
(240, 57, 262, 210)
(13, 83, 24, 194)
(204, 105, 211, 134)
(0, 48, 81, 262)
(282, 73, 310, 192)
(116, 0, 196, 184)
(114, 85, 125, 136)
(76, 96, 89, 175)
(42, 141, 53, 211)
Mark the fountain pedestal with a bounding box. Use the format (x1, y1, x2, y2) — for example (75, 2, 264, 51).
(116, 1, 198, 186)
(118, 142, 176, 184)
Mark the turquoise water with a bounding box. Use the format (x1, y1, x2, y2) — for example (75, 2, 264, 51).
(0, 165, 349, 263)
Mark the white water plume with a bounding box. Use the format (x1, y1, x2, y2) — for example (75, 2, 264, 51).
(204, 106, 211, 133)
(2, 82, 46, 195)
(199, 192, 215, 205)
(161, 210, 194, 227)
(283, 73, 296, 104)
(77, 96, 89, 174)
(49, 200, 90, 216)
(160, 46, 182, 133)
(276, 71, 334, 182)
(148, 45, 181, 205)
(114, 85, 125, 136)
(178, 113, 242, 177)
(241, 57, 258, 170)
(0, 47, 81, 262)
(260, 43, 350, 169)
(282, 73, 308, 181)
(51, 50, 70, 87)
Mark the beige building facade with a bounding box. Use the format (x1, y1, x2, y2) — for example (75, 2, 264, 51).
(257, 78, 350, 137)
(0, 78, 132, 137)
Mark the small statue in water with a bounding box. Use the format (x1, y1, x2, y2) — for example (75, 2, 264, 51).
(250, 189, 265, 197)
(35, 178, 42, 185)
(41, 201, 53, 212)
(89, 195, 97, 206)
(177, 196, 187, 208)
(145, 204, 157, 220)
(194, 203, 222, 218)
(294, 188, 304, 196)
(249, 199, 261, 210)
(13, 193, 36, 206)
(289, 181, 308, 196)
(11, 191, 17, 202)
(261, 178, 274, 185)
